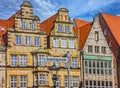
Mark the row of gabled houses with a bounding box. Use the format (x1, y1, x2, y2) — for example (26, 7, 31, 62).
(0, 1, 120, 88)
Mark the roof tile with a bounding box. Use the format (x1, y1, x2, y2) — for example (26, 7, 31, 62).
(101, 13, 120, 46)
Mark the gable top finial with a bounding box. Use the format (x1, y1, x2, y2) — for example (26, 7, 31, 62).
(21, 0, 33, 8)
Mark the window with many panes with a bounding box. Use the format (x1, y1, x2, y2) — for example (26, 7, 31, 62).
(39, 74, 45, 85)
(10, 76, 17, 88)
(88, 45, 93, 53)
(61, 39, 67, 48)
(20, 55, 27, 66)
(69, 40, 74, 48)
(85, 80, 113, 88)
(53, 38, 59, 47)
(58, 25, 62, 32)
(65, 26, 70, 33)
(11, 55, 17, 66)
(20, 76, 27, 88)
(25, 36, 30, 46)
(21, 21, 26, 29)
(72, 58, 78, 68)
(39, 55, 45, 66)
(101, 47, 106, 53)
(84, 60, 112, 75)
(65, 76, 68, 88)
(95, 46, 99, 53)
(73, 76, 78, 88)
(29, 22, 34, 30)
(34, 37, 40, 46)
(16, 35, 22, 45)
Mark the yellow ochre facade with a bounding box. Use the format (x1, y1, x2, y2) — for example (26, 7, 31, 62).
(6, 1, 80, 88)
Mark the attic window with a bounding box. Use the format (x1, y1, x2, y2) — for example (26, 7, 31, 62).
(95, 31, 99, 41)
(104, 29, 108, 36)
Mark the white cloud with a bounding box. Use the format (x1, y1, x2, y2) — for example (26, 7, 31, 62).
(34, 0, 58, 21)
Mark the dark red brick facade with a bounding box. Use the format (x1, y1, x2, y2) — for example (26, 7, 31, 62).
(99, 14, 119, 87)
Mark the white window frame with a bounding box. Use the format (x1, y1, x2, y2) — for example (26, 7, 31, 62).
(20, 76, 27, 88)
(34, 37, 40, 46)
(58, 25, 62, 32)
(10, 55, 17, 66)
(65, 76, 68, 88)
(69, 39, 74, 48)
(39, 74, 45, 85)
(73, 76, 78, 88)
(61, 39, 67, 48)
(21, 21, 26, 29)
(39, 55, 45, 66)
(65, 26, 70, 33)
(20, 55, 27, 66)
(53, 38, 59, 47)
(72, 58, 78, 68)
(88, 45, 93, 53)
(10, 76, 17, 88)
(29, 22, 34, 30)
(16, 35, 22, 45)
(101, 47, 106, 53)
(95, 46, 99, 53)
(25, 36, 30, 46)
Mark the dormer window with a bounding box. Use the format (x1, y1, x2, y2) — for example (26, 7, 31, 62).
(104, 29, 108, 36)
(65, 26, 70, 33)
(21, 21, 26, 29)
(58, 25, 62, 32)
(30, 22, 34, 30)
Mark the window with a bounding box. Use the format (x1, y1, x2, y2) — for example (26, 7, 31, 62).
(73, 76, 78, 88)
(56, 77, 60, 88)
(65, 26, 70, 33)
(64, 62, 68, 68)
(72, 58, 78, 68)
(10, 76, 17, 88)
(95, 46, 99, 53)
(21, 21, 26, 29)
(65, 76, 68, 88)
(29, 22, 34, 30)
(88, 46, 93, 53)
(95, 31, 99, 41)
(101, 47, 106, 53)
(39, 74, 45, 85)
(61, 39, 67, 48)
(34, 75, 37, 86)
(20, 55, 27, 66)
(58, 25, 62, 32)
(84, 61, 88, 67)
(39, 56, 45, 66)
(25, 36, 30, 46)
(69, 40, 74, 48)
(53, 38, 59, 47)
(16, 35, 22, 45)
(11, 55, 17, 66)
(34, 37, 40, 46)
(20, 76, 27, 88)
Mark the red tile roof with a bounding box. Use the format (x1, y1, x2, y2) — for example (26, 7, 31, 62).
(0, 10, 21, 45)
(40, 13, 58, 36)
(101, 13, 120, 46)
(73, 18, 90, 28)
(74, 18, 91, 50)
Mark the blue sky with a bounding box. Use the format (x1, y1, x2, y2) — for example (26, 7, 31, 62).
(0, 0, 120, 22)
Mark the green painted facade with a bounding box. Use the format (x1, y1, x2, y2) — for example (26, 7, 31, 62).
(84, 54, 112, 61)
